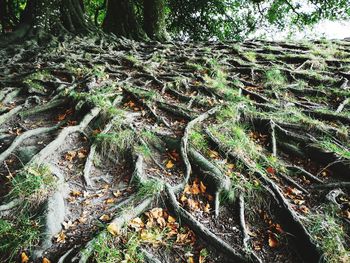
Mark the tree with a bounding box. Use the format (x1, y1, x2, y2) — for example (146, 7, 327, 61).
(103, 0, 145, 39)
(143, 0, 168, 40)
(103, 0, 168, 40)
(1, 0, 90, 44)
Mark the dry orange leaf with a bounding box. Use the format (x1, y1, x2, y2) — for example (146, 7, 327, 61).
(42, 258, 51, 263)
(204, 203, 210, 213)
(105, 198, 115, 204)
(190, 181, 201, 195)
(70, 190, 82, 197)
(166, 160, 174, 169)
(268, 233, 279, 248)
(21, 252, 29, 263)
(200, 181, 207, 193)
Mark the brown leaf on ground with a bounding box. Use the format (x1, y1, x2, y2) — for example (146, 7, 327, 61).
(21, 252, 29, 263)
(65, 151, 76, 162)
(128, 217, 144, 231)
(107, 222, 120, 236)
(166, 160, 174, 169)
(268, 232, 279, 248)
(55, 230, 66, 243)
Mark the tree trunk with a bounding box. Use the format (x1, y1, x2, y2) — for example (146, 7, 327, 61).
(143, 0, 168, 41)
(0, 0, 90, 45)
(20, 0, 89, 35)
(103, 0, 145, 40)
(0, 0, 16, 34)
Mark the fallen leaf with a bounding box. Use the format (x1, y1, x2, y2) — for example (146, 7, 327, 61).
(188, 257, 194, 263)
(268, 232, 278, 248)
(113, 190, 122, 198)
(65, 151, 76, 162)
(42, 258, 51, 263)
(274, 224, 284, 233)
(157, 217, 167, 228)
(105, 198, 115, 204)
(62, 220, 73, 230)
(128, 217, 144, 231)
(107, 222, 120, 236)
(55, 230, 66, 243)
(168, 215, 176, 223)
(190, 181, 201, 195)
(200, 181, 207, 193)
(21, 252, 29, 263)
(166, 160, 174, 169)
(208, 150, 219, 158)
(149, 207, 163, 219)
(99, 214, 111, 222)
(77, 149, 88, 159)
(266, 167, 275, 175)
(70, 190, 82, 197)
(204, 203, 210, 213)
(299, 205, 309, 214)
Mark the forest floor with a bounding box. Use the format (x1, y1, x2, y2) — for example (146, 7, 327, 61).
(0, 36, 349, 263)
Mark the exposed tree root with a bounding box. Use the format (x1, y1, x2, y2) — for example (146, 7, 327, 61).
(30, 107, 100, 164)
(166, 185, 250, 263)
(0, 125, 60, 164)
(238, 194, 262, 263)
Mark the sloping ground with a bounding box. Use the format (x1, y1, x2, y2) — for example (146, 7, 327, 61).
(0, 36, 349, 263)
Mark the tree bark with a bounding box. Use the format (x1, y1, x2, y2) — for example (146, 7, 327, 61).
(0, 0, 17, 34)
(20, 0, 89, 34)
(0, 0, 90, 44)
(143, 0, 168, 41)
(103, 0, 146, 40)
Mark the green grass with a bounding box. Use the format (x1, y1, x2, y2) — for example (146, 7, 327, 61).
(243, 51, 257, 62)
(136, 179, 164, 199)
(318, 139, 350, 159)
(91, 233, 144, 263)
(9, 164, 57, 206)
(135, 144, 152, 158)
(306, 209, 350, 263)
(95, 129, 135, 156)
(264, 68, 287, 88)
(0, 214, 41, 261)
(189, 130, 208, 151)
(23, 70, 52, 94)
(69, 84, 122, 116)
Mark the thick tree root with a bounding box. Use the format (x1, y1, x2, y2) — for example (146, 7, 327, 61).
(19, 98, 67, 118)
(204, 129, 321, 262)
(33, 165, 67, 259)
(188, 147, 231, 217)
(76, 197, 153, 263)
(238, 194, 262, 263)
(177, 106, 220, 191)
(286, 165, 324, 184)
(166, 185, 251, 262)
(0, 125, 59, 164)
(30, 107, 100, 164)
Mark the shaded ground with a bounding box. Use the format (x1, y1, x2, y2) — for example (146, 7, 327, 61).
(0, 36, 349, 263)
